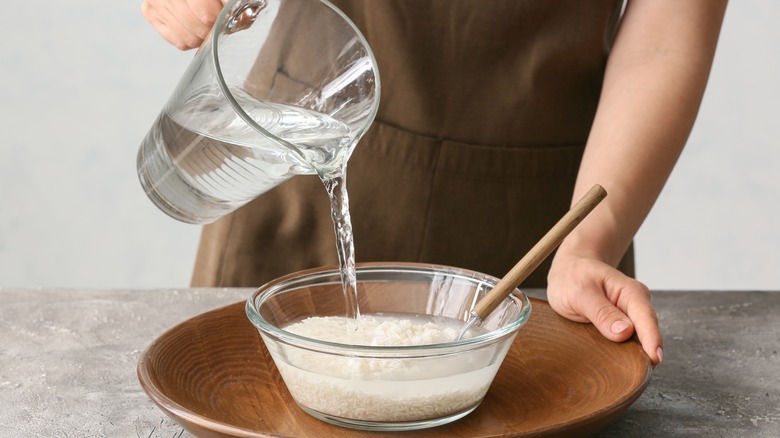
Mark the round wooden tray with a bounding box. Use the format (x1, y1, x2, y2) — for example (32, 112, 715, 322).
(137, 298, 651, 437)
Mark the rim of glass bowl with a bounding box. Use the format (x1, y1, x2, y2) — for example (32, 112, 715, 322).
(245, 262, 532, 355)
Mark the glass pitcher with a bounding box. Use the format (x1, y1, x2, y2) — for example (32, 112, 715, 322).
(137, 0, 380, 224)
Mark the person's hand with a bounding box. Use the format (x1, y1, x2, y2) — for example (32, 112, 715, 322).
(141, 0, 225, 50)
(546, 253, 663, 366)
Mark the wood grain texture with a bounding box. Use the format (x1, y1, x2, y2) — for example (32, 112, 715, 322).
(138, 298, 651, 437)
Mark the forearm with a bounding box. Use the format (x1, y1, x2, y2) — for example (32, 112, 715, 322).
(558, 0, 728, 267)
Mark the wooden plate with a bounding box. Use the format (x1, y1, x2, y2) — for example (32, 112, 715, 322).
(137, 298, 651, 437)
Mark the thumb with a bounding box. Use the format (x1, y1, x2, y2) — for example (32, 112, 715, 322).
(573, 290, 636, 343)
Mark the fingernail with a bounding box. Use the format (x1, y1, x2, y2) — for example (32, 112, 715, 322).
(657, 347, 664, 364)
(611, 320, 629, 334)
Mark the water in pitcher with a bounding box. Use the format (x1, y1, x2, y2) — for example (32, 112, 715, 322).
(138, 85, 361, 323)
(138, 87, 354, 221)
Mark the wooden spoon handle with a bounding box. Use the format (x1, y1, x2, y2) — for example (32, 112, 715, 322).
(472, 184, 607, 320)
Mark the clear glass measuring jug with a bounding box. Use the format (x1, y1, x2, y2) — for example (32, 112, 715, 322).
(137, 0, 380, 224)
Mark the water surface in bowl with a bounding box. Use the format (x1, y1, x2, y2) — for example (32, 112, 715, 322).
(285, 313, 483, 346)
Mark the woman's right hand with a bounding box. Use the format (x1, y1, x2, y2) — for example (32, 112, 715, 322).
(141, 0, 225, 50)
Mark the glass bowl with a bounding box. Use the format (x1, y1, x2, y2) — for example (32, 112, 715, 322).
(245, 262, 531, 431)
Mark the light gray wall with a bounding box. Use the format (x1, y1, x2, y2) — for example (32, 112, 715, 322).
(0, 2, 777, 290)
(0, 1, 197, 288)
(634, 1, 779, 290)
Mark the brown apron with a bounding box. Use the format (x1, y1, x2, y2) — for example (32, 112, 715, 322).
(191, 0, 633, 288)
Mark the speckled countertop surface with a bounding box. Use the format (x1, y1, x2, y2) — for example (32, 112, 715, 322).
(0, 288, 778, 437)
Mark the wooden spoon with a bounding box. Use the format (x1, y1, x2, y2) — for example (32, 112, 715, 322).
(457, 184, 608, 340)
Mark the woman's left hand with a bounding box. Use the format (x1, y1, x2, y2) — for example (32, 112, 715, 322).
(547, 253, 662, 365)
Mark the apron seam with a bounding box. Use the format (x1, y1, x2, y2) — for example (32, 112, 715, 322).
(414, 138, 443, 261)
(376, 117, 590, 150)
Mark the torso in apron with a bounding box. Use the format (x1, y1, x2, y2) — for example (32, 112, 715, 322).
(191, 0, 632, 288)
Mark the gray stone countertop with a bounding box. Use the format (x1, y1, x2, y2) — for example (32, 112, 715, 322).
(0, 288, 778, 437)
